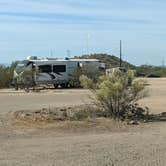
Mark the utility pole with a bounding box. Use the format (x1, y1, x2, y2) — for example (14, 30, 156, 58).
(162, 59, 165, 68)
(120, 40, 122, 67)
(50, 50, 53, 58)
(67, 50, 71, 58)
(86, 34, 90, 55)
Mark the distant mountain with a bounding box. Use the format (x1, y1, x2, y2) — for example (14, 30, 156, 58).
(74, 53, 135, 69)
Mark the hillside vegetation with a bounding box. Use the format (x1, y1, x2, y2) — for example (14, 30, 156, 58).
(136, 65, 166, 77)
(76, 54, 166, 77)
(75, 53, 135, 69)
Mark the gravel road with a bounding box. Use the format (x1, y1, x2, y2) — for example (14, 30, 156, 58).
(0, 89, 91, 114)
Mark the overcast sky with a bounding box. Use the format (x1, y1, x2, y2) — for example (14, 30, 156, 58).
(0, 0, 166, 65)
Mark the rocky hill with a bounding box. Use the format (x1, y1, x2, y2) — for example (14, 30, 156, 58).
(74, 53, 135, 69)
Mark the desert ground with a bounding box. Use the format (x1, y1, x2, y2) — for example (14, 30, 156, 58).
(0, 78, 166, 166)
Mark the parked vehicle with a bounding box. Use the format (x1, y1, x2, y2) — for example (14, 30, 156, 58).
(13, 56, 105, 89)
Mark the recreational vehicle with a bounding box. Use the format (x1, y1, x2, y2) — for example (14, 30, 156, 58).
(13, 56, 105, 89)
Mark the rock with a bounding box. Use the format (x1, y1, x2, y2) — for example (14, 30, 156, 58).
(53, 116, 65, 121)
(20, 113, 26, 119)
(0, 119, 3, 126)
(161, 112, 166, 116)
(143, 119, 148, 123)
(60, 108, 66, 112)
(128, 120, 139, 125)
(33, 117, 37, 122)
(34, 110, 41, 114)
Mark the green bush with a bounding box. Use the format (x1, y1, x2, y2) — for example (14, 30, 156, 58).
(70, 106, 101, 121)
(136, 65, 166, 77)
(80, 70, 148, 120)
(69, 66, 102, 87)
(0, 62, 17, 88)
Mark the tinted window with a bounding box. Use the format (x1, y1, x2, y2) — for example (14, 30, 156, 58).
(53, 65, 66, 73)
(15, 64, 24, 73)
(39, 65, 52, 73)
(15, 60, 29, 73)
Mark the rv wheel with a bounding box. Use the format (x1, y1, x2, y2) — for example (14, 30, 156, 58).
(54, 84, 58, 89)
(24, 85, 30, 93)
(60, 83, 68, 88)
(15, 86, 18, 91)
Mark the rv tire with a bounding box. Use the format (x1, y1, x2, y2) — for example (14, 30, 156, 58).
(54, 84, 58, 89)
(15, 86, 18, 91)
(60, 83, 68, 88)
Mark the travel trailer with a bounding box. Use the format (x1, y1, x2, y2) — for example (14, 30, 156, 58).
(13, 56, 105, 89)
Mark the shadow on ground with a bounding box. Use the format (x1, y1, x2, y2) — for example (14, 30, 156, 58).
(146, 112, 166, 122)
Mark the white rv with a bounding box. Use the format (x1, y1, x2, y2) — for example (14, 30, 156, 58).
(13, 56, 105, 89)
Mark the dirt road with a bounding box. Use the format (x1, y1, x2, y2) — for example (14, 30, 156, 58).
(1, 78, 166, 115)
(139, 78, 166, 114)
(0, 78, 166, 166)
(0, 89, 91, 114)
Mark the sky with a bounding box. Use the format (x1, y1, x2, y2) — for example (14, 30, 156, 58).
(0, 0, 166, 66)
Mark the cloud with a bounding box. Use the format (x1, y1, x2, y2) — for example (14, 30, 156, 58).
(0, 0, 166, 65)
(0, 11, 150, 26)
(0, 0, 164, 25)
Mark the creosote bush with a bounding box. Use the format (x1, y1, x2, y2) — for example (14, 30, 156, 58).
(70, 106, 102, 121)
(69, 66, 103, 87)
(80, 70, 148, 120)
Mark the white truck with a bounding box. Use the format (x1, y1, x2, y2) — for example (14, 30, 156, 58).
(13, 56, 105, 89)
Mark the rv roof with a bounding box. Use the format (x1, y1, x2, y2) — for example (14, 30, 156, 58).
(29, 58, 99, 62)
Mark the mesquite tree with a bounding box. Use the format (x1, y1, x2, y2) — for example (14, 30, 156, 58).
(80, 70, 148, 120)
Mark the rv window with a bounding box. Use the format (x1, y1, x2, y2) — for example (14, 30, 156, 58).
(38, 65, 52, 73)
(26, 61, 33, 67)
(53, 65, 66, 73)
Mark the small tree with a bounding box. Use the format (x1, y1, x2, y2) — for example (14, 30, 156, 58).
(69, 66, 102, 87)
(0, 62, 18, 88)
(80, 70, 148, 120)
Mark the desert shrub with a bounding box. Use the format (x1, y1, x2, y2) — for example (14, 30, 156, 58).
(79, 75, 94, 89)
(80, 70, 148, 120)
(70, 106, 102, 121)
(69, 66, 102, 87)
(16, 70, 35, 86)
(0, 62, 18, 88)
(0, 66, 13, 88)
(136, 65, 166, 77)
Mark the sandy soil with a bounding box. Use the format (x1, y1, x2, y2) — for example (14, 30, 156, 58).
(139, 78, 166, 114)
(0, 89, 91, 114)
(0, 78, 166, 166)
